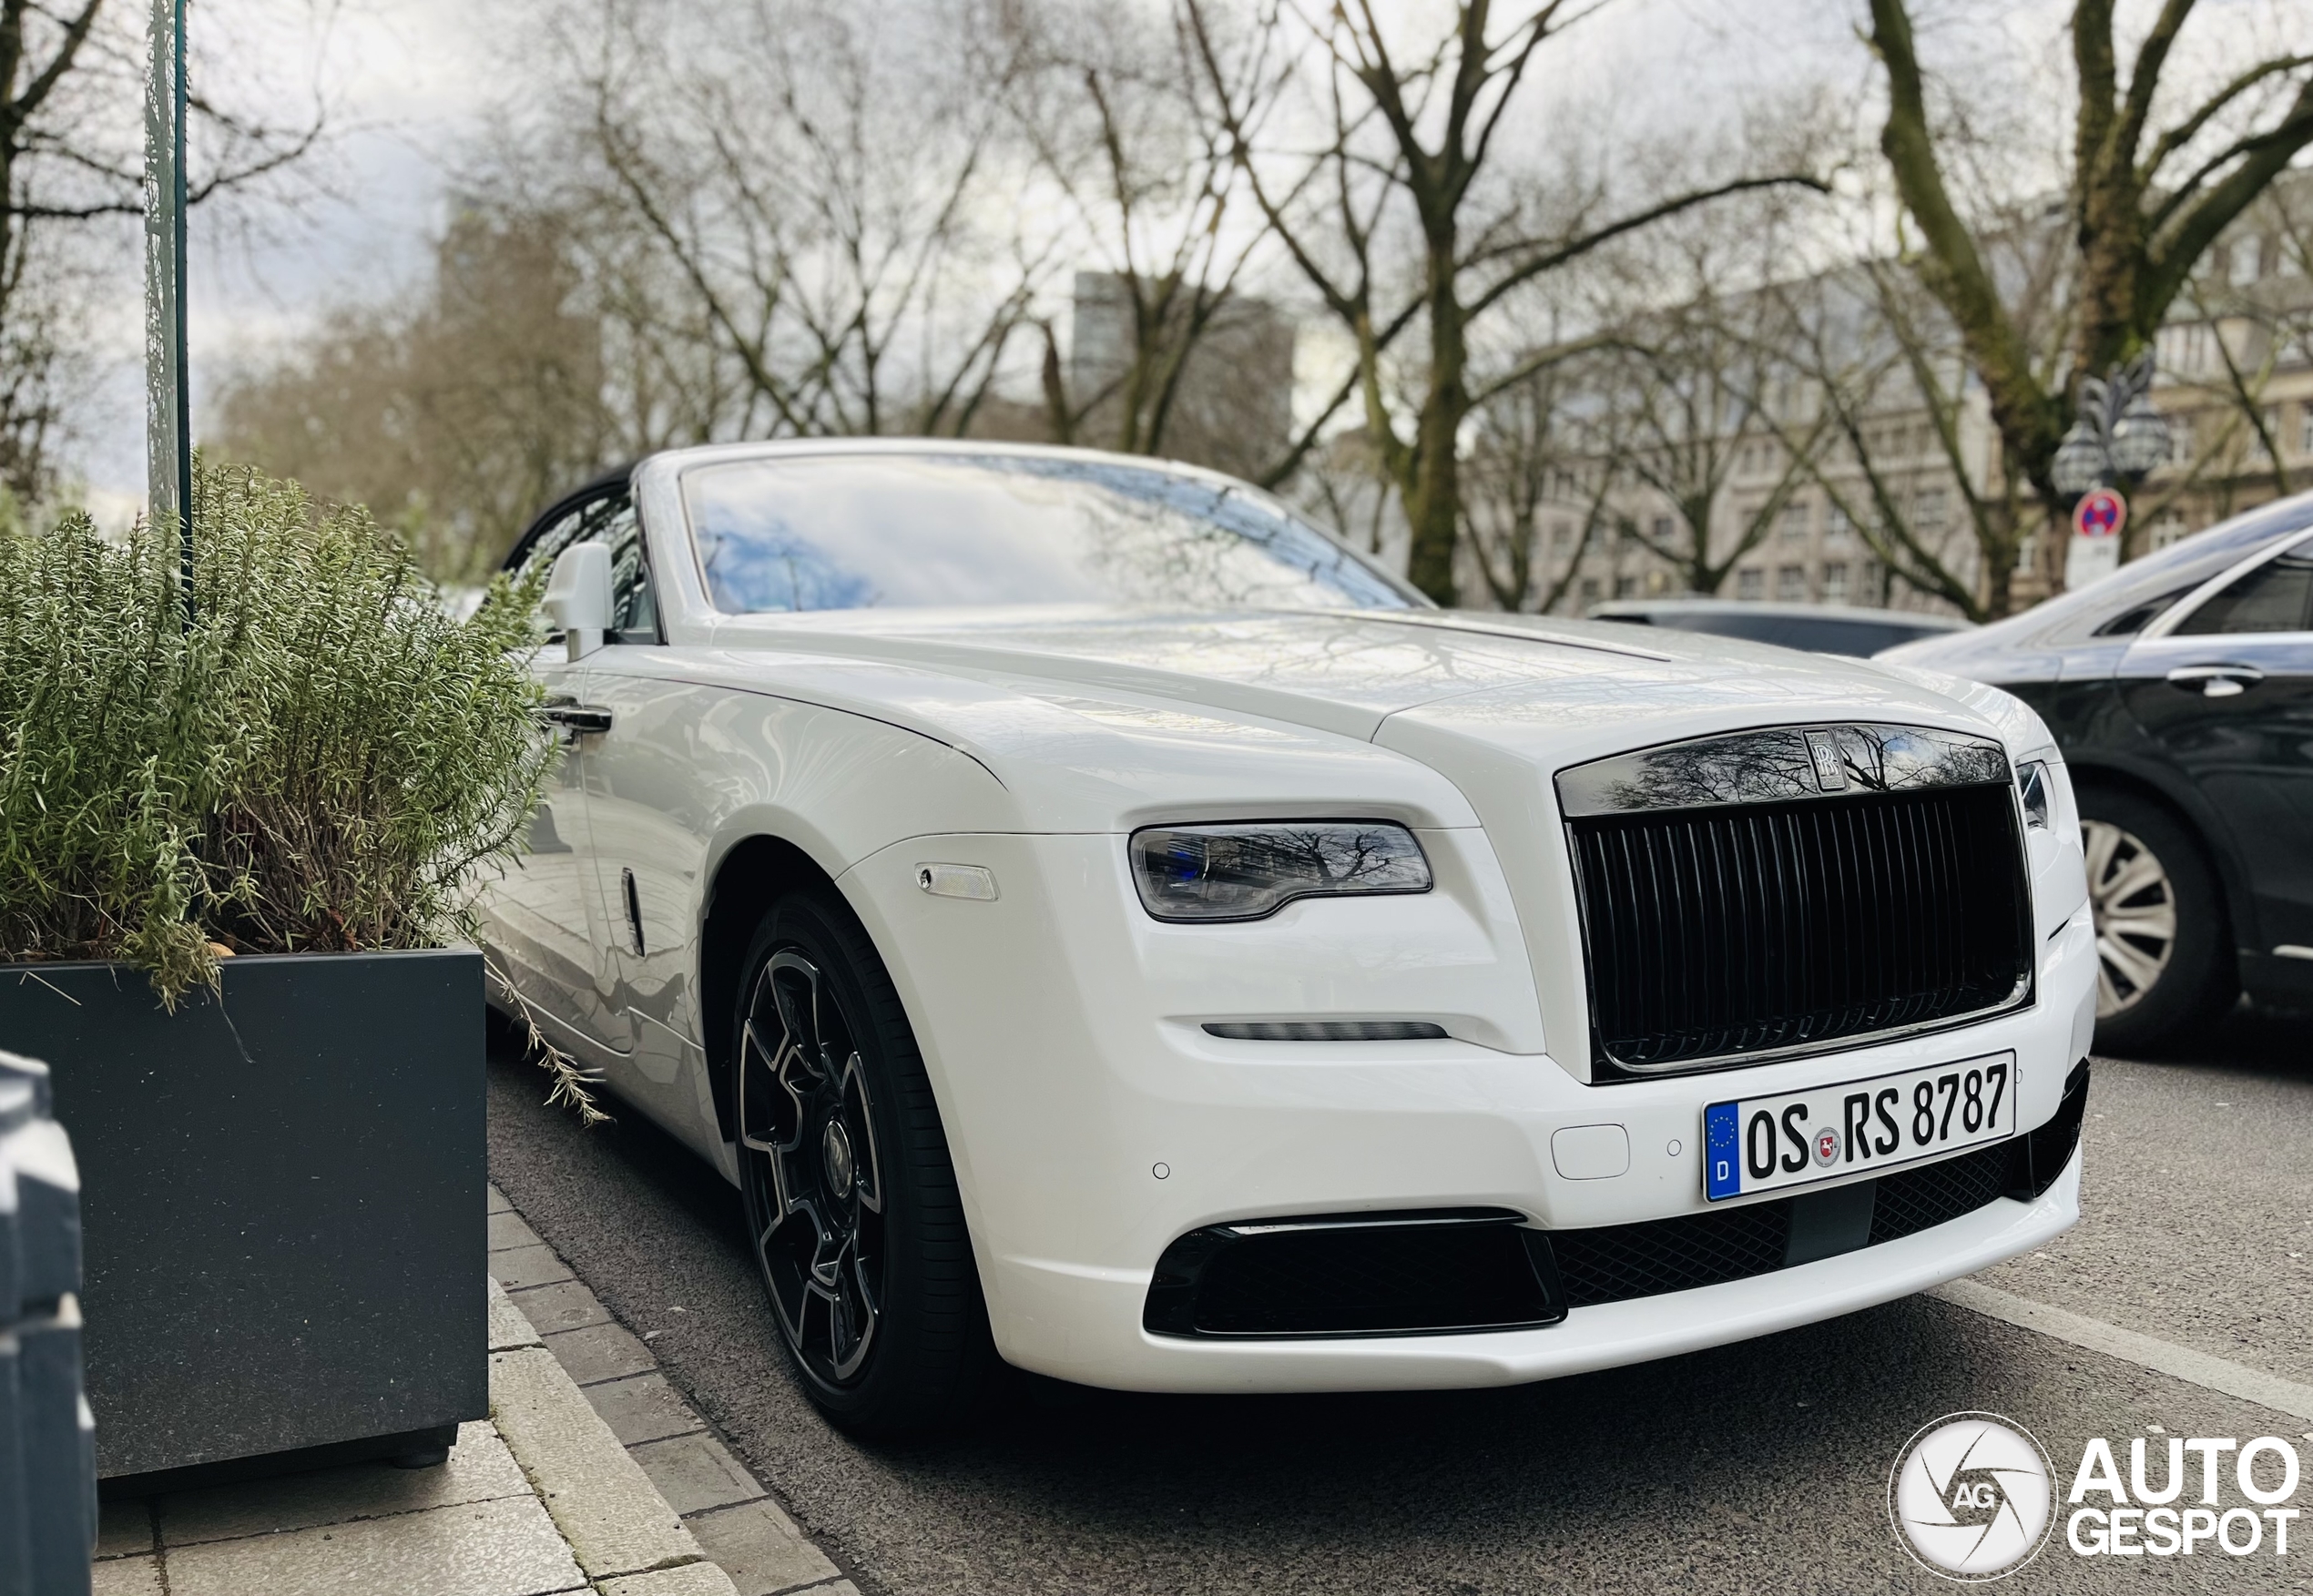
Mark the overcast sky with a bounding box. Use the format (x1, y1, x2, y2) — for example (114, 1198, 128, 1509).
(71, 0, 2110, 508)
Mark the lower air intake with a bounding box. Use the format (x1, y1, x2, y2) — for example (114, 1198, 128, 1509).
(1144, 1210, 1564, 1337)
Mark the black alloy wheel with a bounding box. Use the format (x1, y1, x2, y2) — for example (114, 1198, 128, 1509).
(2077, 786, 2236, 1056)
(732, 889, 996, 1434)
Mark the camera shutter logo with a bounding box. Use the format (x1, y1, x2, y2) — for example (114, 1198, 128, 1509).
(1889, 1412, 2056, 1580)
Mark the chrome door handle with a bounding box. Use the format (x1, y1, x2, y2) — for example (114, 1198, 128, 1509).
(537, 699, 615, 735)
(2165, 665, 2263, 698)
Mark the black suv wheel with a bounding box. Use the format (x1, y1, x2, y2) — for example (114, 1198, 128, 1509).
(731, 888, 997, 1435)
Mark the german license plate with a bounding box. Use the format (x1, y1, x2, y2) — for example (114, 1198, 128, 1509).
(1703, 1052, 2018, 1201)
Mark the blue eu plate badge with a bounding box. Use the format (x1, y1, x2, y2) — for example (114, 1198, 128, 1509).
(1704, 1102, 1742, 1200)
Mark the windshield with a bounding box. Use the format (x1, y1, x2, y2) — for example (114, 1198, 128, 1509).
(681, 452, 1418, 615)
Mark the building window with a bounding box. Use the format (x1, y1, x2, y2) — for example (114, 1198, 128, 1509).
(1580, 577, 1601, 605)
(1614, 574, 1638, 599)
(2248, 407, 2280, 463)
(1550, 520, 1574, 552)
(2169, 412, 2197, 467)
(1778, 501, 1810, 541)
(1821, 561, 1849, 602)
(1776, 564, 1807, 601)
(2148, 512, 2189, 551)
(2300, 407, 2313, 458)
(1737, 567, 1764, 601)
(1912, 486, 1949, 531)
(2158, 323, 2217, 378)
(1651, 514, 1674, 545)
(2229, 236, 2264, 286)
(1824, 502, 1853, 543)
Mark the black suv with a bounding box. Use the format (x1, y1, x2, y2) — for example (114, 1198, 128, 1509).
(1880, 494, 2313, 1052)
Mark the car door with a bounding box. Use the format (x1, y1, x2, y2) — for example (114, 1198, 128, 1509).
(482, 495, 628, 1046)
(562, 500, 729, 1147)
(2116, 531, 2313, 965)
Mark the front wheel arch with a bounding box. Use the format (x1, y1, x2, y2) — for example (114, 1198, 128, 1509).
(698, 834, 841, 1148)
(2072, 778, 2238, 1052)
(2064, 759, 2248, 952)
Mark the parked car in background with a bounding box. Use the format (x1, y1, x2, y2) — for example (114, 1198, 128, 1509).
(1590, 599, 1972, 658)
(1880, 494, 2313, 1052)
(482, 441, 2094, 1436)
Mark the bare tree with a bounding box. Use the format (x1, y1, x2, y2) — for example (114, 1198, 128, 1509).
(1746, 263, 2023, 621)
(994, 1, 1289, 474)
(213, 208, 614, 581)
(1185, 0, 1823, 604)
(1587, 283, 1832, 599)
(1867, 0, 2313, 555)
(1, 0, 322, 500)
(528, 0, 1057, 444)
(2143, 174, 2313, 533)
(1459, 360, 1603, 613)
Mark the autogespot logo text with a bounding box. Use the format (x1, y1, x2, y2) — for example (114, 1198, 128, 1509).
(2063, 1432, 2301, 1559)
(1889, 1415, 2308, 1576)
(1889, 1413, 2056, 1581)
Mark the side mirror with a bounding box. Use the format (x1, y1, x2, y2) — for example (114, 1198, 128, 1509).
(543, 544, 613, 660)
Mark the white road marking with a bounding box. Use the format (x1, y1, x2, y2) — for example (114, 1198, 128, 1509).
(1931, 1277, 2313, 1422)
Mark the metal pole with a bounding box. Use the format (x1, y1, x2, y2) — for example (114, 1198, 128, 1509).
(172, 0, 191, 601)
(144, 0, 190, 624)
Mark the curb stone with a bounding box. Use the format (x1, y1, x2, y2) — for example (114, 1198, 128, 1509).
(489, 1184, 859, 1596)
(489, 1344, 707, 1580)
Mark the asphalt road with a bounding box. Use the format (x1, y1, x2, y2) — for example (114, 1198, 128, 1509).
(486, 1008, 2311, 1594)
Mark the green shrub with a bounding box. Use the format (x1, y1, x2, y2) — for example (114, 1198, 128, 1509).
(0, 462, 557, 1001)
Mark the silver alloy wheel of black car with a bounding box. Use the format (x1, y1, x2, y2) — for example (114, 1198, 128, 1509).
(738, 949, 886, 1385)
(2082, 818, 2177, 1017)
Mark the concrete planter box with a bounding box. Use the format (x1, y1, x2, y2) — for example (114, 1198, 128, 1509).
(0, 949, 486, 1481)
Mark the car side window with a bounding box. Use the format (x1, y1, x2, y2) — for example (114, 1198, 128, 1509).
(596, 502, 658, 642)
(511, 491, 658, 645)
(2174, 543, 2313, 635)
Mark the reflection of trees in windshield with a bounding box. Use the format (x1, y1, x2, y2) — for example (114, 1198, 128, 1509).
(1010, 455, 1396, 609)
(695, 510, 879, 612)
(680, 453, 1411, 613)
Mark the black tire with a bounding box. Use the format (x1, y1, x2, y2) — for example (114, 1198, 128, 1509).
(730, 887, 997, 1436)
(2079, 786, 2235, 1055)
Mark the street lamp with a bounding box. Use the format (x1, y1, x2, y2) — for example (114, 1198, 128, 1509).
(2110, 388, 2171, 481)
(2051, 350, 2167, 503)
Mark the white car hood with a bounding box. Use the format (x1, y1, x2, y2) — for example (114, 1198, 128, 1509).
(661, 606, 2019, 832)
(699, 606, 1985, 738)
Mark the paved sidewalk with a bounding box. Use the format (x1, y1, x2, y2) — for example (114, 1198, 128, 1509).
(85, 1180, 846, 1596)
(487, 1185, 856, 1596)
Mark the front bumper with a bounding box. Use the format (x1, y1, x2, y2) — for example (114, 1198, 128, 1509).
(993, 1148, 2079, 1392)
(840, 832, 2099, 1393)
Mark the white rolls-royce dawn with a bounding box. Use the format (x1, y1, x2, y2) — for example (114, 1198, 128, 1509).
(480, 441, 2094, 1435)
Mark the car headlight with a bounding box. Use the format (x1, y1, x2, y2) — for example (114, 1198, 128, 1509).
(2016, 760, 2052, 828)
(1128, 820, 1432, 922)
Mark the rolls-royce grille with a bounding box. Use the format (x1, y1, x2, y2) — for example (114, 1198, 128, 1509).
(1563, 727, 2032, 1075)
